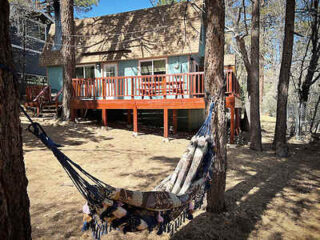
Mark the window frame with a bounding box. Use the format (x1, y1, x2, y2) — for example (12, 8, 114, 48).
(75, 64, 96, 79)
(138, 58, 167, 76)
(102, 63, 118, 77)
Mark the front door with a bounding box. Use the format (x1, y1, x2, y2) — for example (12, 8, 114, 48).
(103, 63, 118, 98)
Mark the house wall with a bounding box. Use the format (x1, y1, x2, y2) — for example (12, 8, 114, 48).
(199, 23, 206, 58)
(168, 55, 189, 74)
(48, 66, 63, 92)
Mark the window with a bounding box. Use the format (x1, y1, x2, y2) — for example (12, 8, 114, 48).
(140, 59, 166, 75)
(25, 19, 46, 41)
(104, 64, 117, 77)
(75, 65, 95, 79)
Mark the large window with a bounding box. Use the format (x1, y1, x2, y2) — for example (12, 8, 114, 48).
(75, 65, 95, 79)
(25, 19, 46, 42)
(140, 59, 166, 76)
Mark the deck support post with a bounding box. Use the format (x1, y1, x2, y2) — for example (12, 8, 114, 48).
(102, 109, 108, 126)
(71, 109, 76, 121)
(133, 107, 138, 135)
(235, 108, 240, 135)
(127, 109, 132, 125)
(164, 108, 169, 138)
(172, 109, 177, 134)
(230, 106, 235, 144)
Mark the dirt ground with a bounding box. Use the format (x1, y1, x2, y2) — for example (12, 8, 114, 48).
(21, 115, 320, 240)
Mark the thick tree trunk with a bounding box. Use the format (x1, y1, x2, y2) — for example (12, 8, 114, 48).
(204, 0, 227, 213)
(274, 0, 295, 157)
(259, 55, 264, 110)
(61, 0, 75, 120)
(0, 0, 31, 239)
(249, 0, 262, 151)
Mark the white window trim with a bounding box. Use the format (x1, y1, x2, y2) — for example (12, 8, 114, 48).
(76, 64, 96, 78)
(23, 17, 47, 42)
(102, 63, 118, 77)
(11, 44, 42, 54)
(138, 58, 167, 76)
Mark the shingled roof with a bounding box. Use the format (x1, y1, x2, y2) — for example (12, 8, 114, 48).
(40, 1, 203, 66)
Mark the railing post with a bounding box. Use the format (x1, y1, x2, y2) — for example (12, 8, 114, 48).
(103, 79, 106, 99)
(131, 77, 134, 99)
(163, 76, 167, 99)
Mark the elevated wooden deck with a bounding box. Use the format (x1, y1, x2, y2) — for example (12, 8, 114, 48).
(70, 70, 241, 142)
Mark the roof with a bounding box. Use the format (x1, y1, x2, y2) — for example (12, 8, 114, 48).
(40, 1, 203, 66)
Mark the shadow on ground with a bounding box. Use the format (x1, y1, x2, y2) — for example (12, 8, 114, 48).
(172, 140, 320, 240)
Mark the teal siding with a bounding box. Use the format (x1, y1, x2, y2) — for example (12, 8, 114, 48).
(167, 55, 190, 99)
(199, 24, 206, 58)
(168, 55, 189, 74)
(119, 60, 138, 99)
(119, 60, 138, 76)
(48, 66, 63, 98)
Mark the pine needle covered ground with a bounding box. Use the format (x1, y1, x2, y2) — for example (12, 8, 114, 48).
(22, 115, 320, 240)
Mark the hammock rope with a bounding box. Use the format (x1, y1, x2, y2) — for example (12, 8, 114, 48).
(20, 104, 216, 239)
(2, 62, 217, 238)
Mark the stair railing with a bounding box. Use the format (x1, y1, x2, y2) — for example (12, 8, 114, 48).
(53, 88, 63, 113)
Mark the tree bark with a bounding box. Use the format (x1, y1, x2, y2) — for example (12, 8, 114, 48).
(259, 54, 264, 109)
(249, 0, 262, 151)
(274, 0, 295, 157)
(61, 0, 75, 120)
(296, 0, 320, 137)
(204, 0, 227, 213)
(0, 0, 31, 239)
(310, 95, 320, 133)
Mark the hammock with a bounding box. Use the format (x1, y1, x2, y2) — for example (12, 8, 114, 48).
(20, 102, 215, 239)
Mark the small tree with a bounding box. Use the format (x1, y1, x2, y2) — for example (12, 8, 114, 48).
(204, 0, 227, 213)
(0, 0, 31, 238)
(226, 0, 263, 151)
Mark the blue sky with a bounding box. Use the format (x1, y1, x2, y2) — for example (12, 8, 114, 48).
(76, 0, 154, 18)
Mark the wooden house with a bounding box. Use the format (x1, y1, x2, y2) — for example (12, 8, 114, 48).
(38, 1, 241, 142)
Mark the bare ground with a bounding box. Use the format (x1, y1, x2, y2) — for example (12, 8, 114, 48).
(21, 115, 320, 240)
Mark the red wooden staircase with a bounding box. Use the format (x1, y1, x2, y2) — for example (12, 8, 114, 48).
(24, 85, 62, 117)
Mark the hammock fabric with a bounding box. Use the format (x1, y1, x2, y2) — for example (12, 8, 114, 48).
(20, 102, 216, 239)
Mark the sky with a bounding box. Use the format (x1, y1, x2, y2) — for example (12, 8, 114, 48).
(75, 0, 154, 19)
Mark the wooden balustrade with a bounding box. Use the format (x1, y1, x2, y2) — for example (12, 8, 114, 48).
(26, 85, 47, 102)
(72, 72, 239, 100)
(225, 69, 240, 96)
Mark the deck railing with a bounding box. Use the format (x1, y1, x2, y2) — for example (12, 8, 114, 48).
(72, 71, 239, 100)
(225, 69, 240, 96)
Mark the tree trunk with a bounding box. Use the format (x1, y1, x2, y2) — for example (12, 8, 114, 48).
(204, 0, 227, 213)
(259, 55, 264, 110)
(61, 0, 75, 120)
(274, 0, 295, 157)
(249, 0, 262, 151)
(310, 95, 320, 133)
(296, 0, 320, 137)
(0, 0, 31, 239)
